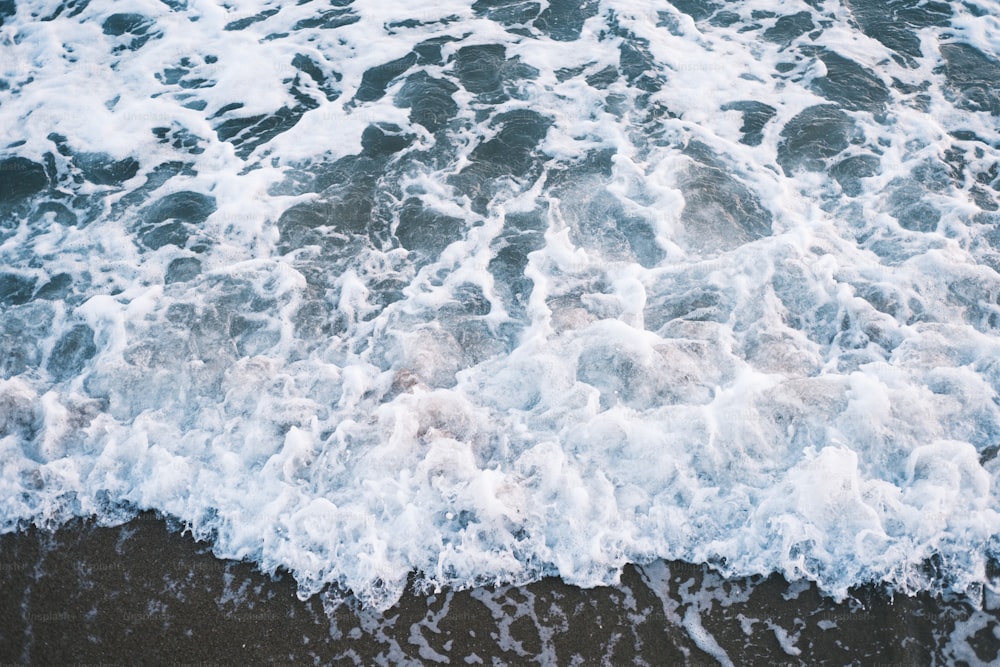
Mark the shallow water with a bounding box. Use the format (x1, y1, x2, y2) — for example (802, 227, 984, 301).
(2, 0, 1000, 627)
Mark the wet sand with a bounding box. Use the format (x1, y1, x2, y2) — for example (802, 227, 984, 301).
(1, 514, 998, 665)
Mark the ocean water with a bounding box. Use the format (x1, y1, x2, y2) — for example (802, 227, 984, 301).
(2, 0, 1000, 624)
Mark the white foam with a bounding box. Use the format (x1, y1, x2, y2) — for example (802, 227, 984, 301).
(1, 0, 999, 617)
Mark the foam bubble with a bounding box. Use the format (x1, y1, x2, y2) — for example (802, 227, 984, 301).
(1, 0, 999, 615)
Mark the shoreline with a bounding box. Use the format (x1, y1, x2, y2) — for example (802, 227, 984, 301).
(1, 514, 997, 665)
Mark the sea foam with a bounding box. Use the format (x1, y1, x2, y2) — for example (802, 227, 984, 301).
(2, 0, 1000, 610)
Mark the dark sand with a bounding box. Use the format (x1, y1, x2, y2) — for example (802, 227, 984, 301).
(1, 514, 998, 665)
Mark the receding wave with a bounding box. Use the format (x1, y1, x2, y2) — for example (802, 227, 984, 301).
(2, 0, 1000, 614)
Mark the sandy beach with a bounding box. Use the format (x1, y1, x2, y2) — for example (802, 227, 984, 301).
(2, 514, 997, 665)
